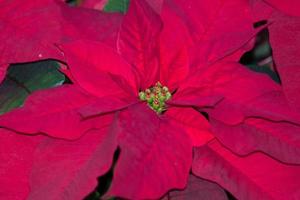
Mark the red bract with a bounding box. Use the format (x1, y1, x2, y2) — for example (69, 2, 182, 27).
(1, 0, 300, 199)
(0, 129, 42, 200)
(160, 174, 228, 200)
(250, 1, 300, 111)
(0, 0, 122, 83)
(263, 0, 300, 17)
(193, 140, 300, 199)
(163, 0, 256, 63)
(269, 14, 300, 112)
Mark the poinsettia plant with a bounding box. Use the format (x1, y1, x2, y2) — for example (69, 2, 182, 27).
(0, 0, 300, 200)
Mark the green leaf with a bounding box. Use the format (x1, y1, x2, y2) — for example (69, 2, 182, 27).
(246, 64, 280, 83)
(103, 0, 129, 13)
(0, 60, 65, 114)
(253, 41, 272, 61)
(0, 79, 28, 115)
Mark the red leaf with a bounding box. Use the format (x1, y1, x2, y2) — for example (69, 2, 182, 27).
(62, 40, 138, 98)
(61, 4, 123, 49)
(118, 0, 162, 89)
(166, 107, 214, 147)
(0, 0, 122, 82)
(146, 0, 163, 14)
(263, 0, 300, 16)
(0, 0, 64, 81)
(78, 97, 137, 119)
(28, 115, 118, 200)
(165, 0, 255, 64)
(166, 175, 228, 200)
(106, 104, 192, 199)
(0, 85, 99, 139)
(211, 117, 300, 164)
(193, 140, 300, 200)
(249, 0, 273, 22)
(201, 63, 300, 164)
(174, 62, 279, 111)
(0, 129, 43, 200)
(210, 90, 300, 125)
(172, 60, 300, 164)
(158, 5, 191, 90)
(268, 12, 300, 112)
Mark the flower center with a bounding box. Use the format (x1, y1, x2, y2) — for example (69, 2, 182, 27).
(139, 82, 172, 114)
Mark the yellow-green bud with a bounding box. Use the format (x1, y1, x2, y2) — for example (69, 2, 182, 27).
(138, 81, 172, 114)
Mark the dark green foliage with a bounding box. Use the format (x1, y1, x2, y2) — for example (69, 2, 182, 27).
(0, 60, 65, 114)
(103, 0, 129, 13)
